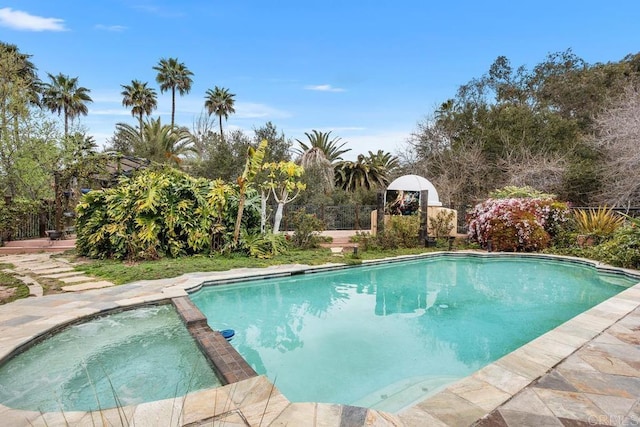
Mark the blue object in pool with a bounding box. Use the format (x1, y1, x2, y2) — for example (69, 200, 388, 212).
(220, 329, 235, 340)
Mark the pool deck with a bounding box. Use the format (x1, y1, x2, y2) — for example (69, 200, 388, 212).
(1, 252, 640, 426)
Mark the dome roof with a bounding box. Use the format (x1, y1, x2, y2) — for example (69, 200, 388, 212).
(387, 174, 442, 206)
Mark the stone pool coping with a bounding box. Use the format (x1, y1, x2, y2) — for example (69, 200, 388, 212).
(0, 251, 639, 426)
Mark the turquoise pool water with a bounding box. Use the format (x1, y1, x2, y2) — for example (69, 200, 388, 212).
(190, 255, 637, 411)
(0, 304, 221, 412)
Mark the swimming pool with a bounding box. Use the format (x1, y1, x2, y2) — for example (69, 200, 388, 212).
(190, 255, 638, 412)
(0, 304, 221, 412)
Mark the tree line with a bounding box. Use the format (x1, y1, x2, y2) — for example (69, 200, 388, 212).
(0, 41, 400, 236)
(5, 40, 636, 222)
(401, 49, 640, 209)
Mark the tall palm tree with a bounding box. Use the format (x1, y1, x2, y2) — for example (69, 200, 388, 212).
(204, 86, 236, 141)
(0, 42, 41, 107)
(153, 57, 193, 129)
(121, 80, 157, 139)
(335, 154, 388, 229)
(42, 73, 93, 137)
(0, 42, 42, 152)
(298, 147, 334, 195)
(294, 130, 351, 163)
(115, 117, 193, 166)
(367, 149, 399, 180)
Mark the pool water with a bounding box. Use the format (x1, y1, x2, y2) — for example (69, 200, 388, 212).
(0, 304, 221, 412)
(190, 256, 637, 412)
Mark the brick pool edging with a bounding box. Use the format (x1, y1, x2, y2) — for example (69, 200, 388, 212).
(171, 296, 258, 384)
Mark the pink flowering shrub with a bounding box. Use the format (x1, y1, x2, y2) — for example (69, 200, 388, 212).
(467, 198, 570, 252)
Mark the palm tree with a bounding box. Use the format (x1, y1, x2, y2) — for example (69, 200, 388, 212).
(42, 73, 93, 136)
(335, 154, 388, 193)
(121, 80, 157, 139)
(298, 147, 334, 195)
(367, 149, 399, 180)
(115, 117, 193, 166)
(0, 42, 42, 154)
(335, 154, 388, 229)
(204, 86, 236, 141)
(153, 57, 193, 129)
(294, 130, 351, 163)
(0, 42, 41, 107)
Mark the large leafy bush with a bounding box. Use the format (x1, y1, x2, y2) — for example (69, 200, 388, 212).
(350, 215, 422, 251)
(76, 167, 260, 260)
(468, 197, 569, 252)
(578, 216, 640, 269)
(289, 209, 325, 249)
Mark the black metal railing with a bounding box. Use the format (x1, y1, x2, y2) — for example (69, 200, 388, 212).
(280, 204, 377, 231)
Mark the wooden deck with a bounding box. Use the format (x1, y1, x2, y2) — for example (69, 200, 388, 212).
(0, 236, 76, 254)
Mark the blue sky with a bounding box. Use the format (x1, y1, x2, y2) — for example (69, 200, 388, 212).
(1, 1, 639, 160)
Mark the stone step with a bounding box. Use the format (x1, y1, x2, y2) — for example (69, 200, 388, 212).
(62, 281, 115, 292)
(28, 284, 43, 297)
(41, 271, 85, 279)
(58, 275, 96, 284)
(28, 266, 76, 275)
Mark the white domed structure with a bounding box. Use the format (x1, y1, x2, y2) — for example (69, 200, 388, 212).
(386, 175, 442, 207)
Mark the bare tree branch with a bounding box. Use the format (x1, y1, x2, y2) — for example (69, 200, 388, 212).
(592, 85, 640, 205)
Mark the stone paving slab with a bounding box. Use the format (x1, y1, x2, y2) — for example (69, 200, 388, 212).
(16, 275, 38, 285)
(28, 266, 76, 275)
(27, 284, 43, 297)
(24, 263, 74, 271)
(61, 281, 116, 291)
(40, 271, 84, 279)
(58, 275, 95, 284)
(475, 306, 640, 427)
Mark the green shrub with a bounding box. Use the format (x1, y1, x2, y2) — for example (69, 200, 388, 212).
(350, 215, 422, 251)
(428, 210, 455, 238)
(595, 217, 640, 269)
(75, 167, 260, 260)
(488, 211, 550, 252)
(489, 185, 556, 200)
(349, 231, 378, 251)
(377, 215, 420, 249)
(241, 231, 288, 258)
(573, 207, 624, 241)
(290, 209, 325, 249)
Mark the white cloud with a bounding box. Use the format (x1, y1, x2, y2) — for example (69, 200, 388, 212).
(0, 8, 67, 32)
(304, 84, 346, 93)
(95, 24, 126, 32)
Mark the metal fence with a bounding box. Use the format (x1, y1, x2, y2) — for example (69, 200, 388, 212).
(10, 208, 55, 241)
(13, 213, 41, 240)
(280, 204, 376, 231)
(12, 203, 638, 240)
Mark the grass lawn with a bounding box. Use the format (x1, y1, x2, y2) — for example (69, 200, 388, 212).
(70, 247, 441, 285)
(0, 263, 30, 304)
